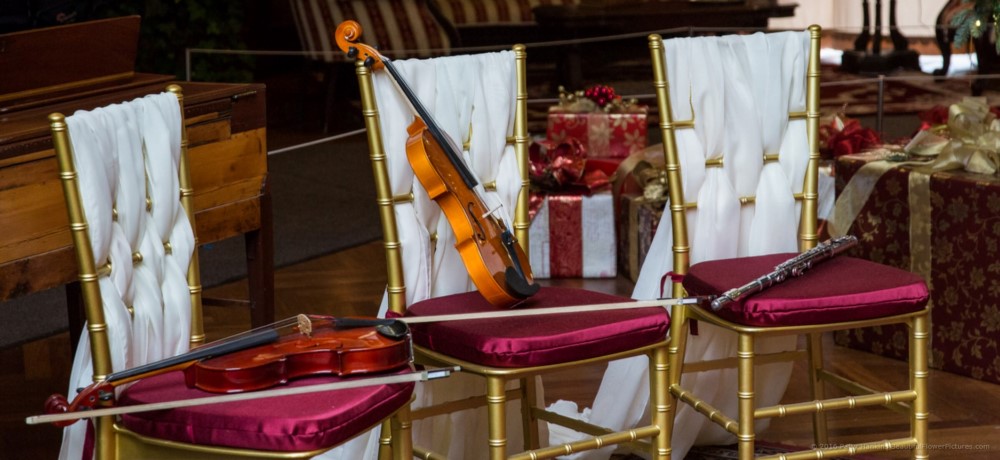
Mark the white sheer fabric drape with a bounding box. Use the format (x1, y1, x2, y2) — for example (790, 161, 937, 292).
(317, 51, 531, 460)
(59, 92, 192, 460)
(547, 31, 810, 459)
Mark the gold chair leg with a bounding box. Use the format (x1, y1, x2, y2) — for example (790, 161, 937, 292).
(651, 344, 671, 460)
(520, 377, 540, 450)
(96, 415, 114, 460)
(806, 332, 829, 446)
(912, 313, 929, 459)
(487, 376, 508, 460)
(378, 419, 392, 460)
(665, 304, 690, 460)
(737, 333, 755, 460)
(392, 405, 413, 460)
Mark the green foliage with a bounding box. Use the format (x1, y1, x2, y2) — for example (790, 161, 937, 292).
(952, 0, 1000, 54)
(95, 0, 254, 82)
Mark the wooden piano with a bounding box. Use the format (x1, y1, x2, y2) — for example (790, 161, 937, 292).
(0, 16, 274, 347)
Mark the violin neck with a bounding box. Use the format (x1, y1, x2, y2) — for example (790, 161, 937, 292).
(381, 59, 480, 189)
(105, 328, 280, 386)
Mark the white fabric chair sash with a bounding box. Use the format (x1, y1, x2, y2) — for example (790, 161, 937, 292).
(551, 30, 811, 460)
(59, 92, 193, 460)
(333, 50, 527, 460)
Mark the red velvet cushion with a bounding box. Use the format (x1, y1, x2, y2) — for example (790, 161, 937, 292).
(683, 253, 929, 327)
(402, 286, 669, 367)
(118, 368, 414, 452)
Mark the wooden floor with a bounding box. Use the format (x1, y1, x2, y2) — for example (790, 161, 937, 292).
(3, 241, 998, 458)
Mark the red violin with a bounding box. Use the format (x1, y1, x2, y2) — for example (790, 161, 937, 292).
(44, 315, 411, 426)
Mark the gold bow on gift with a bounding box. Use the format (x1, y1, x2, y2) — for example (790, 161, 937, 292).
(906, 97, 1000, 175)
(610, 145, 669, 203)
(632, 161, 667, 202)
(556, 86, 644, 114)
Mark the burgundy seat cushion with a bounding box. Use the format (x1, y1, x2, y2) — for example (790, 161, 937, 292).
(402, 286, 669, 368)
(118, 368, 414, 452)
(683, 253, 929, 327)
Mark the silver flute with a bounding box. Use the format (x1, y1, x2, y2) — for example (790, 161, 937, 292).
(709, 235, 859, 311)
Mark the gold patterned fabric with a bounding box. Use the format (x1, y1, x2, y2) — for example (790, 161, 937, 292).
(834, 154, 1000, 384)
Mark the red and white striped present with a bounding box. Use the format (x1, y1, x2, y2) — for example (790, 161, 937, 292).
(528, 191, 616, 279)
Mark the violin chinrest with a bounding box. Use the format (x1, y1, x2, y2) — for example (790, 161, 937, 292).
(505, 267, 541, 299)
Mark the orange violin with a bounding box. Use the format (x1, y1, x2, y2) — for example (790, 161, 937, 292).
(334, 20, 540, 308)
(43, 315, 411, 426)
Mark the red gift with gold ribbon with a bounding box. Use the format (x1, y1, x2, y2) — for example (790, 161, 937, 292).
(527, 138, 617, 278)
(546, 85, 648, 159)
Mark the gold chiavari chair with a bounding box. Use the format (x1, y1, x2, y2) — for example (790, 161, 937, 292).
(50, 85, 415, 460)
(648, 26, 932, 459)
(353, 42, 671, 459)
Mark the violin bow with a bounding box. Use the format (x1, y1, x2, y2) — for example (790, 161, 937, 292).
(26, 367, 457, 426)
(394, 297, 706, 324)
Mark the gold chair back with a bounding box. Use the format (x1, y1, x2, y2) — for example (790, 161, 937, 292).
(648, 26, 931, 459)
(50, 85, 204, 459)
(355, 46, 531, 315)
(649, 27, 822, 296)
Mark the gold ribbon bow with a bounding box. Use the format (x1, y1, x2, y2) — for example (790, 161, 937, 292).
(907, 97, 1000, 175)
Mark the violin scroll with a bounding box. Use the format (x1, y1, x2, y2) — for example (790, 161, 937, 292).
(335, 20, 383, 70)
(43, 381, 115, 427)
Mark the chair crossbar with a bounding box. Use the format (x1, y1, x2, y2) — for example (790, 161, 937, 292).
(412, 446, 447, 460)
(409, 388, 523, 421)
(682, 192, 805, 209)
(757, 437, 917, 460)
(461, 136, 516, 151)
(508, 425, 661, 460)
(531, 407, 614, 437)
(391, 192, 414, 203)
(670, 109, 805, 132)
(755, 390, 917, 419)
(529, 406, 656, 453)
(816, 369, 912, 414)
(682, 349, 805, 373)
(669, 119, 695, 130)
(671, 385, 739, 435)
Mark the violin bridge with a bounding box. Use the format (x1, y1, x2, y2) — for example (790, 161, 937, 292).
(481, 202, 502, 219)
(297, 314, 313, 338)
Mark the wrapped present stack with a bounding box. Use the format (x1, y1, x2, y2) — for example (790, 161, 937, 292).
(832, 97, 1000, 385)
(527, 138, 617, 278)
(611, 147, 668, 282)
(528, 85, 651, 279)
(547, 85, 648, 159)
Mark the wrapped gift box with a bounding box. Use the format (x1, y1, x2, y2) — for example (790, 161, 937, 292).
(832, 153, 1000, 384)
(611, 146, 668, 282)
(529, 191, 616, 278)
(617, 195, 666, 282)
(547, 109, 648, 159)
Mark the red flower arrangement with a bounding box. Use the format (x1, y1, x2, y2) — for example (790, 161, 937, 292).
(917, 105, 949, 132)
(819, 115, 881, 158)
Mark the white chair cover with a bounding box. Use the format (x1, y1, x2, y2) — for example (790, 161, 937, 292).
(547, 31, 810, 459)
(317, 51, 530, 460)
(58, 93, 193, 460)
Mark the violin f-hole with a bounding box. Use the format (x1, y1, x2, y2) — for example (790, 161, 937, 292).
(468, 202, 487, 242)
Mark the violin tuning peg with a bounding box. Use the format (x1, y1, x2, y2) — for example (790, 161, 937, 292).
(364, 56, 375, 68)
(347, 46, 358, 59)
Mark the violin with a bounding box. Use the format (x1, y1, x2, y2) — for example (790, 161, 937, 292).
(334, 20, 540, 308)
(43, 315, 411, 426)
(31, 293, 719, 426)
